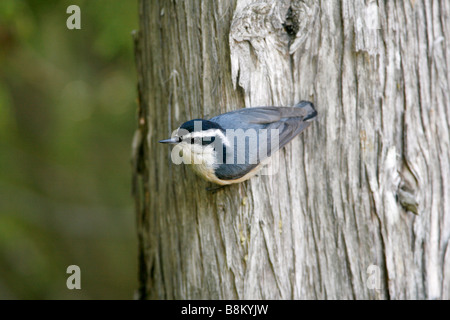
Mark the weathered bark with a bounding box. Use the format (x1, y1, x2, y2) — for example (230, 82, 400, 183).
(133, 0, 450, 300)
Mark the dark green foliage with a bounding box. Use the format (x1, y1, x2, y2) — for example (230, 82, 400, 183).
(0, 0, 138, 299)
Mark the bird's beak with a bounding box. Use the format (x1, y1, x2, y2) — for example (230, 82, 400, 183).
(159, 137, 180, 144)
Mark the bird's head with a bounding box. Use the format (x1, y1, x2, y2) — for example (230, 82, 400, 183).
(159, 119, 226, 166)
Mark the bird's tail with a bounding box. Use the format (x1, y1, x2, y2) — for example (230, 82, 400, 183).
(294, 101, 318, 122)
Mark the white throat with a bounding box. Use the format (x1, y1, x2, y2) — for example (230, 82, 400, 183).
(179, 143, 218, 179)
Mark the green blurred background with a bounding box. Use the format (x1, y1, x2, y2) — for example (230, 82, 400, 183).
(0, 0, 139, 299)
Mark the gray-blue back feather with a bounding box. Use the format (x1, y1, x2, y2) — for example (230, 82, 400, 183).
(211, 101, 317, 180)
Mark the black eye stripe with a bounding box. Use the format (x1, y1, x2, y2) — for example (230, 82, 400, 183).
(182, 136, 217, 145)
(202, 136, 215, 145)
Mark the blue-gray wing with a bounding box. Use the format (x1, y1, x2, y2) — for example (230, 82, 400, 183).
(211, 101, 316, 126)
(212, 101, 317, 181)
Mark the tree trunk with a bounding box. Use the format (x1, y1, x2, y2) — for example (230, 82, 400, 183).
(132, 0, 450, 300)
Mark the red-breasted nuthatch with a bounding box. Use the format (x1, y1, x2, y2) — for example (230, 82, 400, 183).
(159, 101, 317, 185)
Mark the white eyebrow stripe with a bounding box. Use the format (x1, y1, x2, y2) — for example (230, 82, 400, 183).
(182, 129, 231, 147)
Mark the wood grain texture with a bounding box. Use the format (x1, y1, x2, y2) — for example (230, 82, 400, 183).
(133, 0, 450, 299)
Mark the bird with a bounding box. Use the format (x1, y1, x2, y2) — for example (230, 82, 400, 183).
(159, 101, 317, 186)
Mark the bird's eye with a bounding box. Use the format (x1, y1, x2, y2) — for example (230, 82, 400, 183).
(202, 136, 215, 146)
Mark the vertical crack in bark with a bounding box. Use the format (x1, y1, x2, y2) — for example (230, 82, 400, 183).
(133, 25, 151, 299)
(283, 6, 299, 39)
(261, 221, 284, 298)
(365, 165, 391, 300)
(341, 234, 357, 299)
